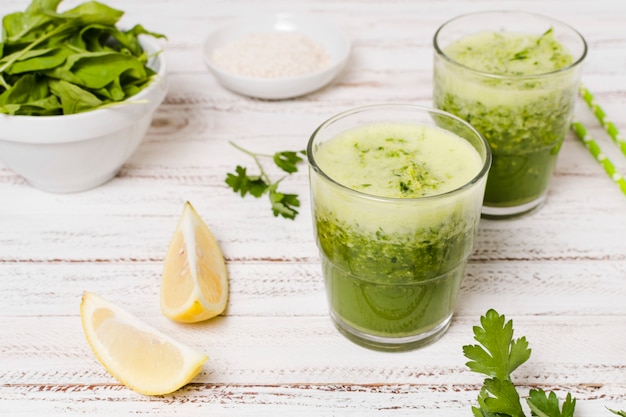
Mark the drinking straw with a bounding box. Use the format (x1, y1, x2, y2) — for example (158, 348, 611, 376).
(571, 120, 626, 196)
(578, 84, 626, 158)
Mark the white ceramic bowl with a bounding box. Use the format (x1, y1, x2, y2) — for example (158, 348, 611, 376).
(0, 36, 168, 193)
(202, 13, 350, 100)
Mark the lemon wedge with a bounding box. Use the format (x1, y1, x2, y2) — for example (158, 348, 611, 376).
(160, 201, 229, 323)
(80, 291, 207, 396)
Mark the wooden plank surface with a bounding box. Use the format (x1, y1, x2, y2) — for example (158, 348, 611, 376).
(1, 0, 625, 415)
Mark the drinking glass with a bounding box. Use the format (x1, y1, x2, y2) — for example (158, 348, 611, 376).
(307, 104, 491, 351)
(433, 11, 587, 218)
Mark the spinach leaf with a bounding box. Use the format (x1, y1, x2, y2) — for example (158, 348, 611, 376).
(60, 1, 124, 27)
(0, 95, 61, 115)
(0, 73, 48, 106)
(48, 78, 102, 114)
(0, 72, 63, 115)
(94, 77, 125, 101)
(1, 46, 74, 74)
(2, 0, 64, 44)
(0, 0, 166, 115)
(45, 50, 147, 89)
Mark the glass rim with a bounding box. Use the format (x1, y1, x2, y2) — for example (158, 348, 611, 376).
(433, 10, 588, 80)
(307, 103, 492, 203)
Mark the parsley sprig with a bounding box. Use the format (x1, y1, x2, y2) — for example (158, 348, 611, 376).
(465, 309, 625, 417)
(225, 141, 306, 220)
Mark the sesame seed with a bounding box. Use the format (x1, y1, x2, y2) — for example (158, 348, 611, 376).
(211, 31, 332, 78)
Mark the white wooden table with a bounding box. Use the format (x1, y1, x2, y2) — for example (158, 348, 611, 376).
(1, 0, 625, 415)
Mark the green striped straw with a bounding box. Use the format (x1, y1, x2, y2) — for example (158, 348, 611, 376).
(571, 120, 626, 196)
(578, 84, 626, 157)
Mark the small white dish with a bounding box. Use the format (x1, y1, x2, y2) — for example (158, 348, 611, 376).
(202, 13, 350, 100)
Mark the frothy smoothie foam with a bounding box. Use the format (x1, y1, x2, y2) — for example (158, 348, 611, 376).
(316, 123, 482, 198)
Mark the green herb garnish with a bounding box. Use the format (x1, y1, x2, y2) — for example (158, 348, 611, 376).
(512, 50, 529, 60)
(465, 310, 625, 417)
(225, 141, 306, 220)
(0, 0, 166, 115)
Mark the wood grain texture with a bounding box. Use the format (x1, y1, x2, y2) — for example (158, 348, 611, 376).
(1, 0, 625, 415)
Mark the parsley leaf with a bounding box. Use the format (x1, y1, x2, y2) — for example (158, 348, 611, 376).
(268, 182, 300, 220)
(476, 378, 525, 417)
(463, 309, 594, 417)
(225, 166, 268, 197)
(225, 142, 306, 220)
(527, 390, 575, 417)
(464, 309, 531, 381)
(274, 150, 304, 173)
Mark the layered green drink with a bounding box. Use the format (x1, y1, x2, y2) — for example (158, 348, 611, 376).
(308, 105, 490, 351)
(433, 12, 587, 217)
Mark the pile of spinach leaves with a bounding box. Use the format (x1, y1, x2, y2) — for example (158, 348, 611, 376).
(0, 0, 166, 116)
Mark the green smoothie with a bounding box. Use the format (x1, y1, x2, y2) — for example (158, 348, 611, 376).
(310, 121, 485, 348)
(434, 29, 580, 212)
